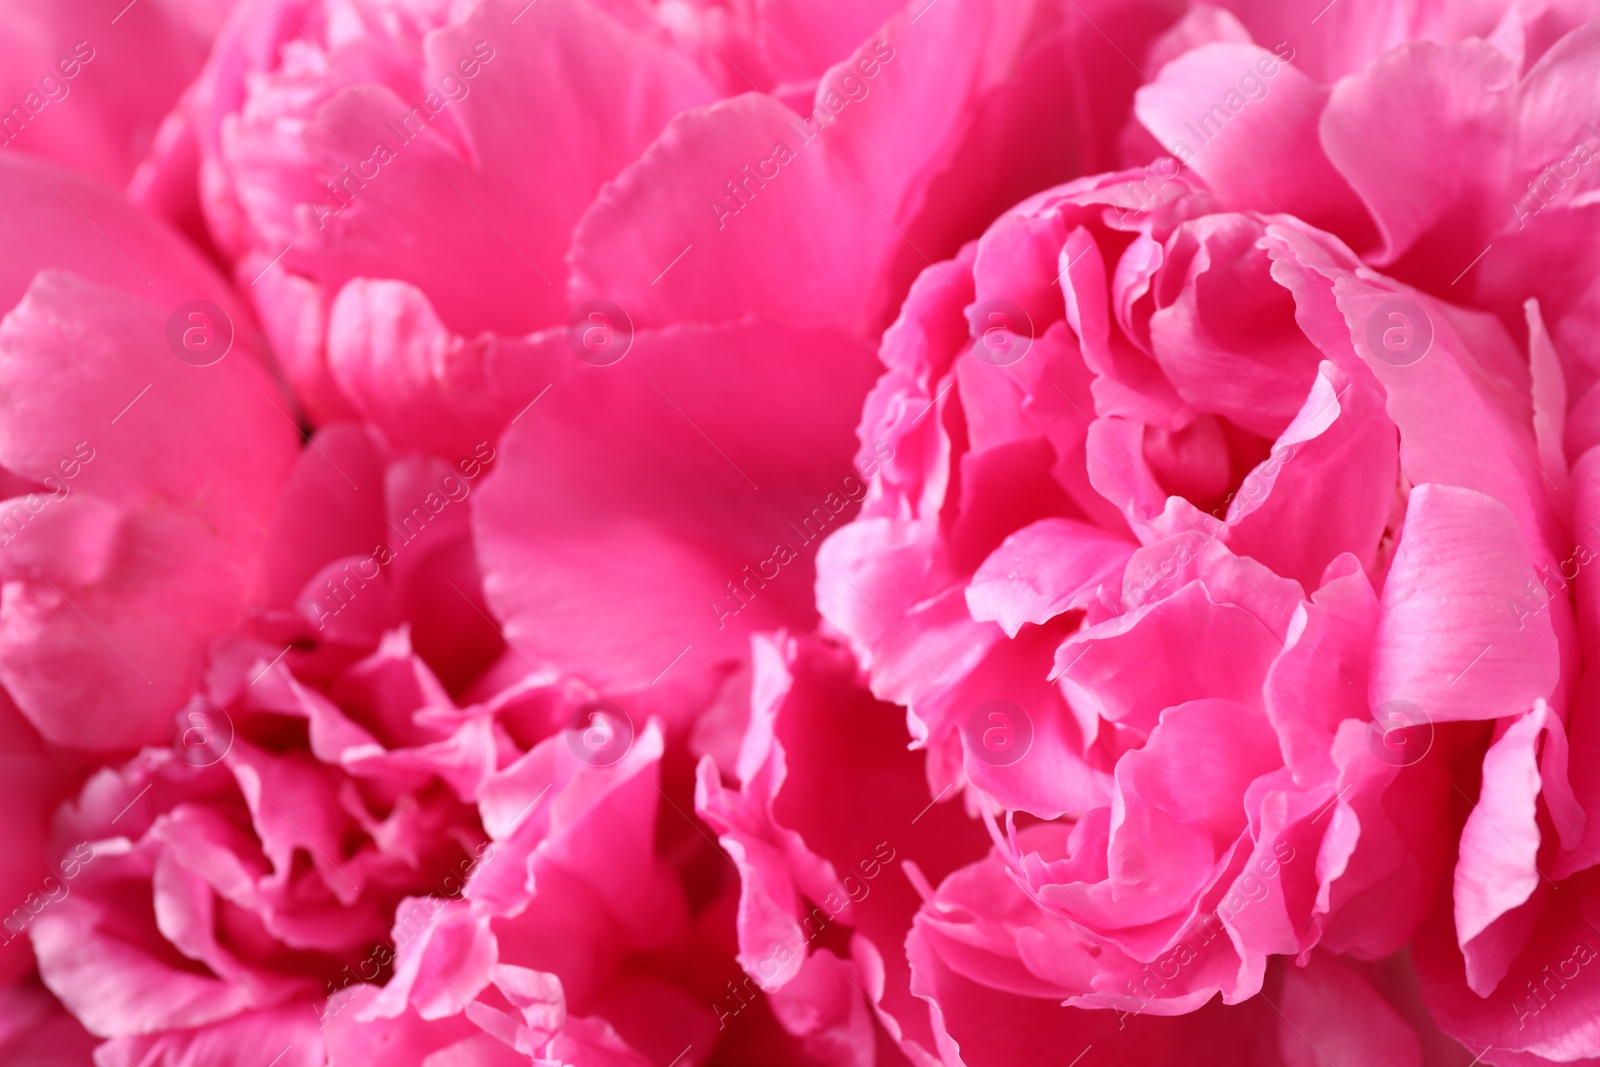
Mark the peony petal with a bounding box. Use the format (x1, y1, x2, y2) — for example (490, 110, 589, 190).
(474, 319, 877, 690)
(1135, 43, 1374, 246)
(0, 271, 298, 749)
(1370, 483, 1559, 724)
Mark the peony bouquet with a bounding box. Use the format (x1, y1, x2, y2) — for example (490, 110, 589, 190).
(2, 0, 1599, 1064)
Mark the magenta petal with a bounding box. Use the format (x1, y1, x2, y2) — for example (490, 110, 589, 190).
(474, 320, 877, 690)
(0, 272, 297, 749)
(1135, 43, 1374, 247)
(966, 518, 1135, 637)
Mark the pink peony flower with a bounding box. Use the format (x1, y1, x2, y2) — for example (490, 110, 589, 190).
(804, 150, 1501, 1039)
(172, 0, 1181, 458)
(1123, 14, 1600, 1065)
(0, 144, 296, 1065)
(681, 7, 1600, 1064)
(3, 0, 1202, 1059)
(27, 427, 771, 1065)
